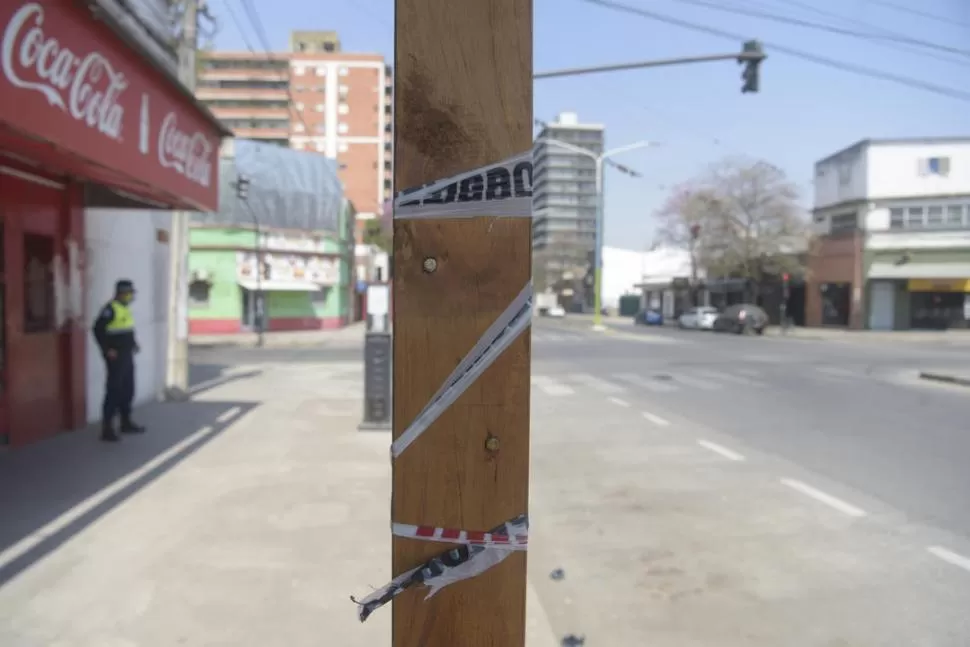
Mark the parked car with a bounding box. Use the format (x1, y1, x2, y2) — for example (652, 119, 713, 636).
(634, 309, 664, 326)
(713, 304, 769, 335)
(547, 304, 566, 318)
(678, 306, 720, 330)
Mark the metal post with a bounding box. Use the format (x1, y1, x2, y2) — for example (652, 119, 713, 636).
(592, 157, 605, 330)
(165, 0, 197, 400)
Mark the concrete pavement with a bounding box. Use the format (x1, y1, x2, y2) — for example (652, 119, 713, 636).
(189, 321, 366, 349)
(0, 350, 557, 647)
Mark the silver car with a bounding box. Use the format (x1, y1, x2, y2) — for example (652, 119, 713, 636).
(678, 306, 719, 330)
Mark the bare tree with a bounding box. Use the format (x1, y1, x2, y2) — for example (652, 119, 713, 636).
(655, 157, 810, 301)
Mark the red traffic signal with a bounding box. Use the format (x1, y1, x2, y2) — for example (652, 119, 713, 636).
(782, 273, 790, 282)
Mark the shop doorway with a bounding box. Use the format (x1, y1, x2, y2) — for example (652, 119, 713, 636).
(1, 172, 67, 446)
(820, 282, 851, 327)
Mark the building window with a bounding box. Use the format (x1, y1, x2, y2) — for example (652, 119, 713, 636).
(339, 141, 349, 153)
(889, 208, 904, 229)
(339, 84, 349, 96)
(926, 206, 944, 227)
(315, 141, 326, 151)
(338, 103, 349, 115)
(314, 123, 326, 133)
(293, 123, 305, 133)
(295, 101, 304, 110)
(23, 234, 54, 333)
(339, 66, 349, 76)
(294, 65, 306, 76)
(189, 280, 211, 307)
(296, 42, 307, 52)
(383, 179, 392, 190)
(906, 206, 924, 228)
(830, 213, 856, 233)
(338, 122, 348, 134)
(311, 287, 329, 304)
(315, 66, 326, 76)
(315, 104, 324, 112)
(946, 205, 964, 226)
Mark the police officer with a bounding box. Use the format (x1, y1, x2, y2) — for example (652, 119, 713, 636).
(92, 279, 146, 442)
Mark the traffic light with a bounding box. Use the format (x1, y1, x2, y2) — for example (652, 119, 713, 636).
(782, 273, 790, 299)
(739, 40, 764, 94)
(235, 174, 251, 200)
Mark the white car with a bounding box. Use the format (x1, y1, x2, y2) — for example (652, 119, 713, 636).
(547, 305, 566, 318)
(678, 306, 719, 330)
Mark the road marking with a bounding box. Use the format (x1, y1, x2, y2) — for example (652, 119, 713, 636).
(0, 425, 216, 572)
(813, 366, 856, 380)
(697, 439, 745, 461)
(569, 373, 625, 394)
(780, 478, 866, 517)
(607, 396, 630, 407)
(927, 546, 970, 573)
(668, 373, 721, 390)
(530, 375, 574, 396)
(641, 411, 670, 427)
(695, 368, 765, 388)
(217, 406, 241, 423)
(613, 372, 677, 393)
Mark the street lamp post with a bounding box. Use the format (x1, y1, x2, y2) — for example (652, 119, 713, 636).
(535, 137, 658, 330)
(233, 174, 263, 347)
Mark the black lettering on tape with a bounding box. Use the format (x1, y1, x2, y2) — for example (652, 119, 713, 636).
(458, 174, 484, 202)
(512, 161, 533, 198)
(422, 181, 458, 204)
(485, 167, 512, 200)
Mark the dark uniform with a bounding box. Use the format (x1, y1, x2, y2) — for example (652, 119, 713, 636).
(92, 279, 145, 441)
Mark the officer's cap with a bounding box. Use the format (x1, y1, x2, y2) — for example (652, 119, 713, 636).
(115, 279, 135, 294)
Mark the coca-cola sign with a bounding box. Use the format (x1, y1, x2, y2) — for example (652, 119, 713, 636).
(159, 112, 214, 188)
(1, 2, 127, 141)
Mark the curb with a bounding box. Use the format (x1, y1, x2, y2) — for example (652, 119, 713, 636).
(918, 371, 970, 388)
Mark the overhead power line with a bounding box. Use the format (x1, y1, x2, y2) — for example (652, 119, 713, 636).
(667, 0, 970, 60)
(581, 0, 970, 104)
(768, 0, 970, 68)
(862, 0, 970, 30)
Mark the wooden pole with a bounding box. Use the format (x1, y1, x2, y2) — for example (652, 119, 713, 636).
(391, 0, 533, 644)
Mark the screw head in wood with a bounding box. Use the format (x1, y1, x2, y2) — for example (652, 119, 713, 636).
(422, 257, 438, 273)
(485, 436, 500, 452)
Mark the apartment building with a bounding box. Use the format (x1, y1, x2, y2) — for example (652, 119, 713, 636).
(533, 112, 604, 297)
(809, 137, 970, 330)
(197, 31, 393, 241)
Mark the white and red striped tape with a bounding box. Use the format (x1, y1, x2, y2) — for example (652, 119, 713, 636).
(392, 522, 528, 550)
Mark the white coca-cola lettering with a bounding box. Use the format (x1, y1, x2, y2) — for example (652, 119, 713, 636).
(159, 112, 213, 188)
(1, 3, 127, 140)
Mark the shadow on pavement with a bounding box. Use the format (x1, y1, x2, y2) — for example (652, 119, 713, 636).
(188, 361, 263, 397)
(0, 398, 260, 588)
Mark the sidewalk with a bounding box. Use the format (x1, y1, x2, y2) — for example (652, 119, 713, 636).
(189, 320, 365, 349)
(0, 358, 555, 647)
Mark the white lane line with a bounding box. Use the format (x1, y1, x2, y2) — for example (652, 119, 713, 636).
(695, 368, 766, 388)
(217, 406, 242, 423)
(569, 373, 626, 394)
(780, 478, 867, 518)
(607, 396, 630, 407)
(927, 546, 970, 573)
(697, 439, 745, 461)
(668, 373, 721, 391)
(813, 366, 856, 380)
(530, 375, 575, 396)
(641, 411, 671, 427)
(0, 425, 216, 571)
(613, 372, 677, 393)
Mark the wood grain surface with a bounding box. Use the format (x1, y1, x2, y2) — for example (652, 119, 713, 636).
(392, 0, 533, 645)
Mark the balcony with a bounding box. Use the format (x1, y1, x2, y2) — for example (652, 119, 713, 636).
(209, 107, 290, 120)
(196, 87, 290, 102)
(231, 127, 291, 140)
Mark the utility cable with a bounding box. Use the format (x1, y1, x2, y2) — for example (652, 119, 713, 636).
(581, 0, 970, 103)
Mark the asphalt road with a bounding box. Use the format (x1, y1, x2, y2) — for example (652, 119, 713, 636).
(529, 318, 970, 644)
(532, 318, 970, 538)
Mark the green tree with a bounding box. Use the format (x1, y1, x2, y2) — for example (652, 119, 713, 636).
(363, 219, 391, 251)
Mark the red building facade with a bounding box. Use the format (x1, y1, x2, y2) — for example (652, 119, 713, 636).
(0, 0, 227, 447)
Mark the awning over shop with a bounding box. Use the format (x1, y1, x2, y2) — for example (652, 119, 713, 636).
(238, 279, 325, 292)
(0, 1, 230, 211)
(869, 262, 970, 280)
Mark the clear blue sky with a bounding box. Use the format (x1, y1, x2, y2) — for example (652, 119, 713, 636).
(212, 0, 970, 249)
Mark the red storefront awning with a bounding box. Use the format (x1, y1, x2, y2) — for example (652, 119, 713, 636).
(0, 0, 230, 211)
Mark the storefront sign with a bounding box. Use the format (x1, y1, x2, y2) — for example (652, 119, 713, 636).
(0, 1, 222, 210)
(908, 279, 970, 293)
(237, 251, 339, 286)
